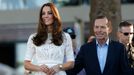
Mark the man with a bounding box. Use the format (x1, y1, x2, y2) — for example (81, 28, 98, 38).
(66, 15, 130, 75)
(117, 21, 134, 73)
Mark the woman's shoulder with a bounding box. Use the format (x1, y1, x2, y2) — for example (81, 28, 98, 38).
(28, 33, 37, 39)
(63, 32, 70, 38)
(62, 32, 71, 42)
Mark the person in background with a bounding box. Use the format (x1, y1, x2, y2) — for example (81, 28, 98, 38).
(87, 35, 95, 43)
(24, 3, 74, 75)
(63, 27, 77, 55)
(63, 27, 86, 75)
(66, 15, 131, 75)
(131, 37, 134, 65)
(117, 21, 134, 74)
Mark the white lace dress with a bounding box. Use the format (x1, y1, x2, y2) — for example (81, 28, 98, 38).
(24, 32, 74, 75)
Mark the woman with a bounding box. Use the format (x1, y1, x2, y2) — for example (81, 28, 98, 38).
(24, 3, 74, 75)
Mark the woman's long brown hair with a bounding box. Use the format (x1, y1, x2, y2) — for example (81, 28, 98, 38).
(33, 3, 63, 46)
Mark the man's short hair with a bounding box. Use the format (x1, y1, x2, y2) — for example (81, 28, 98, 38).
(94, 15, 112, 29)
(118, 21, 133, 31)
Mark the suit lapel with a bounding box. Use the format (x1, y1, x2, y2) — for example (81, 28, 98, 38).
(91, 40, 102, 74)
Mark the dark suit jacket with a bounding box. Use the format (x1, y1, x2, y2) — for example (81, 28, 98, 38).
(66, 39, 131, 75)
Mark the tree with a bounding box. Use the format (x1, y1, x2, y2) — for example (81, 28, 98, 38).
(89, 0, 121, 40)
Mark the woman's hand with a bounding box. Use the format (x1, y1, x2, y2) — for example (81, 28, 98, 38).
(48, 64, 61, 75)
(51, 64, 61, 72)
(39, 64, 59, 75)
(39, 64, 50, 74)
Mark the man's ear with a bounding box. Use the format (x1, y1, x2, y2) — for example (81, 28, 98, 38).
(108, 27, 112, 34)
(116, 32, 121, 40)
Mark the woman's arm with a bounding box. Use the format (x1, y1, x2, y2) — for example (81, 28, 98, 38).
(24, 60, 50, 74)
(50, 61, 74, 75)
(24, 60, 40, 71)
(59, 61, 74, 70)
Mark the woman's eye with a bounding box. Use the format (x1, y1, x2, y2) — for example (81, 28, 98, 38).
(48, 12, 53, 15)
(41, 11, 53, 15)
(42, 12, 45, 15)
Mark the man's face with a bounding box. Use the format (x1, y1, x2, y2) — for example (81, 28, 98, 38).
(94, 18, 111, 41)
(118, 26, 133, 45)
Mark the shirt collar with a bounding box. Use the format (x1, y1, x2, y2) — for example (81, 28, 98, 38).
(96, 38, 109, 46)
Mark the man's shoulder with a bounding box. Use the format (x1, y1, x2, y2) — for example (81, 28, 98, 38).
(110, 40, 124, 47)
(81, 40, 95, 48)
(110, 40, 122, 44)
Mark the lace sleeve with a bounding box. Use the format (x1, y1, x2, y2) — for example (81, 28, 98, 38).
(24, 33, 36, 61)
(64, 33, 75, 62)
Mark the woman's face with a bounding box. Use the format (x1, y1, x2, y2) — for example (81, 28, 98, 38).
(42, 6, 54, 26)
